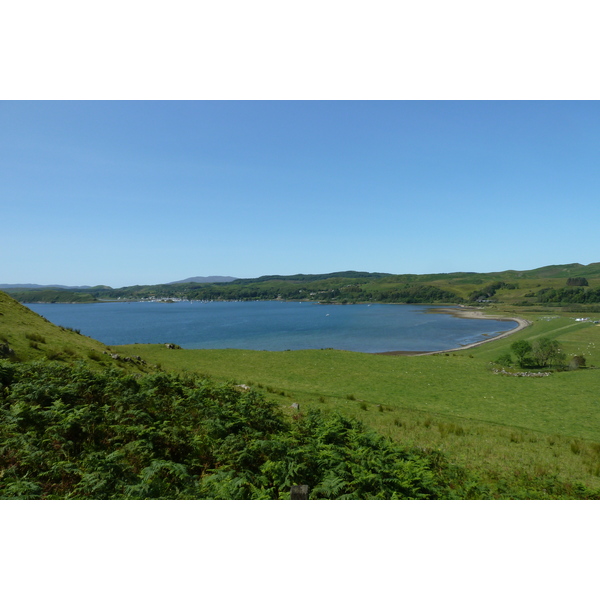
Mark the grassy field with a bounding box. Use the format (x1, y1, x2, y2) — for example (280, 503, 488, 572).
(117, 309, 600, 495)
(117, 314, 600, 438)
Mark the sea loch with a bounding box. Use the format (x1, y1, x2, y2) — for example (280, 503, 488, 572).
(25, 301, 518, 354)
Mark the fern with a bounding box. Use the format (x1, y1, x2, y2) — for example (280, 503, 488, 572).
(0, 360, 466, 499)
(311, 473, 348, 499)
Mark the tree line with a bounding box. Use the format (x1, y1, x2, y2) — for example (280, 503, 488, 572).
(4, 281, 464, 305)
(535, 286, 600, 305)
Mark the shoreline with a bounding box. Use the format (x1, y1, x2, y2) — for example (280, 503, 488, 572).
(375, 307, 531, 356)
(23, 299, 532, 355)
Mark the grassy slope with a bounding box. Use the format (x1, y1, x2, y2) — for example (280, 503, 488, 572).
(0, 291, 146, 371)
(360, 262, 600, 304)
(2, 289, 99, 303)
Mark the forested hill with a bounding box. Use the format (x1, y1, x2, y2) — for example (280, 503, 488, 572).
(232, 271, 393, 284)
(3, 262, 600, 306)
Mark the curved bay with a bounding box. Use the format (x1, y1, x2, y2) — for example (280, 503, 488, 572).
(25, 300, 517, 353)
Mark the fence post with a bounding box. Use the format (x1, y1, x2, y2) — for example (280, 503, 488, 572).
(290, 485, 309, 500)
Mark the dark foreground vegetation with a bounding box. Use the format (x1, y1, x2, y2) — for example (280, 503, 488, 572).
(0, 361, 465, 499)
(2, 360, 599, 500)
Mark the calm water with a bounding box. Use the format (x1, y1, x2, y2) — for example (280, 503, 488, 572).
(25, 301, 517, 353)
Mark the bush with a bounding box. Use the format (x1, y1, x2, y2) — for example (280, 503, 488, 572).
(569, 355, 587, 370)
(495, 353, 513, 367)
(0, 361, 462, 500)
(62, 326, 81, 335)
(87, 350, 103, 362)
(567, 277, 589, 286)
(25, 332, 46, 344)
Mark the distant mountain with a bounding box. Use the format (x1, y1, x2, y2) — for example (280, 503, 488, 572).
(0, 284, 93, 289)
(4, 262, 600, 293)
(232, 271, 393, 284)
(167, 276, 238, 284)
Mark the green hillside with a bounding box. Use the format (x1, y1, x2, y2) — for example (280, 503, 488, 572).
(4, 261, 600, 306)
(0, 291, 146, 371)
(2, 289, 99, 303)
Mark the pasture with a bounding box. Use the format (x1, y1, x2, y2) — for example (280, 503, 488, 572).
(117, 311, 600, 495)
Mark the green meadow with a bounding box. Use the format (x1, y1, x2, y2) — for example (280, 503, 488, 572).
(117, 310, 600, 495)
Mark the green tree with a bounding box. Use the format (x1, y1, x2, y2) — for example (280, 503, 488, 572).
(495, 353, 513, 367)
(567, 277, 589, 286)
(510, 340, 532, 367)
(531, 337, 566, 368)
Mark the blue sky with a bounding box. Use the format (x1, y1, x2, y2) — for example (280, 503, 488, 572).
(2, 101, 599, 287)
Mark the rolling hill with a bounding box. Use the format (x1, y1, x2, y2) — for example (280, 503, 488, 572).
(2, 262, 599, 305)
(0, 290, 147, 370)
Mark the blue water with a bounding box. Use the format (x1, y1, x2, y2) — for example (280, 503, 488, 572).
(25, 301, 517, 353)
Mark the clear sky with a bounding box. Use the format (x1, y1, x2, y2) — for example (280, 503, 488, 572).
(2, 100, 599, 287)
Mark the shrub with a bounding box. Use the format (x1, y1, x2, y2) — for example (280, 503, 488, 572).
(567, 277, 589, 286)
(439, 423, 465, 437)
(495, 353, 513, 367)
(569, 355, 587, 370)
(570, 440, 583, 455)
(60, 326, 81, 335)
(25, 332, 46, 344)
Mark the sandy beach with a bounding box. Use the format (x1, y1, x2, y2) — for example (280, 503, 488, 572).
(376, 307, 531, 356)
